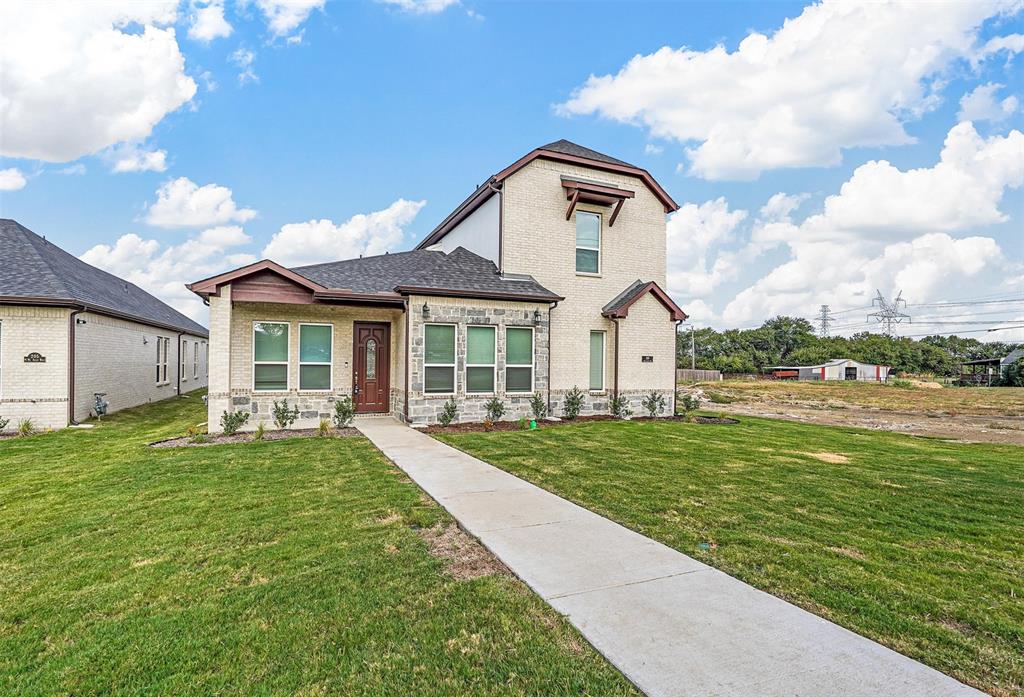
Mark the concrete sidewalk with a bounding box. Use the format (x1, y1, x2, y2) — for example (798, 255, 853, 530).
(356, 417, 981, 697)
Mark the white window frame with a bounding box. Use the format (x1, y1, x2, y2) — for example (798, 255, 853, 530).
(181, 339, 188, 382)
(0, 320, 4, 400)
(193, 342, 199, 379)
(504, 326, 534, 394)
(589, 330, 606, 393)
(465, 325, 496, 395)
(423, 322, 457, 395)
(253, 321, 290, 392)
(575, 211, 602, 276)
(156, 337, 169, 385)
(298, 322, 333, 392)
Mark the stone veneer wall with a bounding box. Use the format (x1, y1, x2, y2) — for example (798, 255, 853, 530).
(405, 295, 549, 425)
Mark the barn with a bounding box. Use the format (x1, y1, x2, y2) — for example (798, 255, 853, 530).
(766, 358, 890, 382)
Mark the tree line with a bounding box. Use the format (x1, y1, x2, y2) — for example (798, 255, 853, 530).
(676, 316, 1021, 377)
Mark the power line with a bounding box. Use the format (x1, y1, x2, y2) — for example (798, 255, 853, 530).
(867, 290, 911, 335)
(816, 304, 833, 337)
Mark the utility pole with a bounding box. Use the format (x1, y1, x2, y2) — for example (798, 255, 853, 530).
(817, 304, 832, 337)
(867, 290, 911, 335)
(690, 325, 696, 370)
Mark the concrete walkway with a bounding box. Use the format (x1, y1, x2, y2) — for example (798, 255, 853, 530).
(356, 417, 981, 697)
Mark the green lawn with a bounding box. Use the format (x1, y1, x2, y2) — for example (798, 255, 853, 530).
(437, 417, 1024, 696)
(0, 393, 634, 696)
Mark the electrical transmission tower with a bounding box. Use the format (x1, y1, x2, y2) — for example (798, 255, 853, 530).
(867, 290, 911, 335)
(817, 304, 833, 337)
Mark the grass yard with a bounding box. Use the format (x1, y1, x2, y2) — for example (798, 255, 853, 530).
(437, 417, 1024, 696)
(703, 379, 1024, 416)
(0, 393, 634, 696)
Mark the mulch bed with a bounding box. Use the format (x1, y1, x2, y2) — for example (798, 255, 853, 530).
(150, 427, 360, 448)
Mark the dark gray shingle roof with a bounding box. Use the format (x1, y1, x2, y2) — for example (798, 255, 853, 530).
(293, 247, 560, 301)
(0, 219, 207, 336)
(540, 139, 637, 168)
(602, 279, 648, 315)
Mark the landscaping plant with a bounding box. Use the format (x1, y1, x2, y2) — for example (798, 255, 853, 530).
(529, 391, 547, 419)
(677, 393, 701, 421)
(484, 397, 505, 422)
(253, 421, 266, 441)
(317, 419, 332, 438)
(642, 390, 666, 418)
(609, 394, 632, 419)
(333, 396, 355, 428)
(186, 424, 208, 444)
(0, 416, 9, 432)
(220, 410, 250, 436)
(17, 418, 35, 437)
(438, 397, 458, 427)
(517, 416, 529, 430)
(272, 399, 300, 430)
(562, 386, 584, 420)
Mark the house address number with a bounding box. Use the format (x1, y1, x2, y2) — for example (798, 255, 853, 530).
(24, 352, 46, 363)
(641, 355, 654, 363)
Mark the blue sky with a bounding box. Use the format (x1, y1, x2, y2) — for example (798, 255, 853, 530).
(1, 0, 1022, 338)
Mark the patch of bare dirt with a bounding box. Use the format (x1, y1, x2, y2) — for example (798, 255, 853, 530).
(826, 546, 867, 561)
(804, 451, 851, 464)
(150, 427, 360, 448)
(418, 523, 509, 580)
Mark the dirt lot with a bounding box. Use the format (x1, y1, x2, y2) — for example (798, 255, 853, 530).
(693, 380, 1024, 445)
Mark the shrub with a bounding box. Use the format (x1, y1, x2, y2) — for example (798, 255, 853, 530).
(677, 393, 701, 419)
(485, 397, 505, 422)
(517, 416, 529, 430)
(17, 418, 35, 437)
(186, 424, 207, 444)
(220, 410, 250, 436)
(642, 390, 667, 418)
(438, 397, 458, 427)
(562, 386, 585, 420)
(333, 396, 355, 428)
(317, 419, 331, 437)
(610, 394, 632, 419)
(482, 417, 495, 432)
(272, 399, 300, 430)
(890, 378, 914, 389)
(253, 422, 266, 441)
(529, 391, 547, 419)
(0, 416, 9, 432)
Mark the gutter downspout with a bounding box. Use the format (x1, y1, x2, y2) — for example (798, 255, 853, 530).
(68, 307, 86, 425)
(674, 319, 684, 412)
(404, 298, 410, 422)
(611, 317, 621, 401)
(546, 301, 558, 416)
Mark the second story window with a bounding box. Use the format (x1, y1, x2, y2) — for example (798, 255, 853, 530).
(575, 211, 601, 274)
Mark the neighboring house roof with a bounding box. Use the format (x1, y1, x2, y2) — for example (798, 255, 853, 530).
(766, 359, 888, 370)
(961, 347, 1024, 367)
(602, 279, 687, 321)
(0, 219, 208, 336)
(416, 139, 679, 250)
(188, 247, 563, 304)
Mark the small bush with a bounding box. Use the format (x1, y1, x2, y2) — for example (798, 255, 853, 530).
(517, 416, 529, 430)
(483, 417, 495, 432)
(0, 416, 9, 432)
(890, 378, 914, 389)
(485, 397, 505, 422)
(610, 394, 632, 419)
(17, 418, 35, 437)
(253, 422, 266, 441)
(186, 424, 208, 444)
(439, 397, 458, 427)
(677, 393, 701, 419)
(220, 410, 250, 436)
(317, 419, 331, 437)
(332, 396, 355, 428)
(562, 386, 585, 420)
(272, 399, 300, 430)
(642, 390, 667, 418)
(529, 391, 547, 419)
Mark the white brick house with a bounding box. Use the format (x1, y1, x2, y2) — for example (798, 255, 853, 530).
(0, 220, 208, 431)
(190, 141, 686, 430)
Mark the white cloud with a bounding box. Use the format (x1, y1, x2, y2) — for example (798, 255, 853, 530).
(557, 1, 1022, 180)
(82, 226, 256, 322)
(0, 168, 27, 191)
(377, 0, 461, 14)
(758, 192, 809, 222)
(666, 197, 748, 297)
(263, 199, 427, 267)
(107, 143, 168, 173)
(644, 143, 664, 156)
(58, 163, 87, 175)
(958, 83, 1018, 122)
(188, 1, 233, 42)
(0, 1, 196, 162)
(230, 47, 258, 85)
(253, 0, 324, 37)
(145, 177, 257, 228)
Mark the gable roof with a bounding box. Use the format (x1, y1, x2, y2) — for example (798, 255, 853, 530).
(602, 279, 687, 322)
(1, 219, 208, 336)
(416, 139, 678, 250)
(188, 247, 562, 304)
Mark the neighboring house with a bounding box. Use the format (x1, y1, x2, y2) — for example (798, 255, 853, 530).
(959, 347, 1024, 386)
(766, 359, 891, 382)
(189, 140, 686, 430)
(0, 220, 209, 431)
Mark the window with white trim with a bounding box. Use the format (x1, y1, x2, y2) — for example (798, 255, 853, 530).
(589, 331, 605, 391)
(156, 337, 169, 384)
(193, 342, 199, 379)
(253, 322, 289, 391)
(466, 325, 495, 394)
(424, 324, 456, 394)
(505, 327, 534, 393)
(299, 323, 332, 391)
(0, 321, 4, 399)
(181, 340, 187, 381)
(575, 211, 601, 274)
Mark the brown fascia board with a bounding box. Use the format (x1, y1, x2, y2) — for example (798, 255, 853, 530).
(0, 295, 209, 337)
(601, 282, 688, 322)
(394, 286, 564, 303)
(415, 180, 498, 250)
(311, 290, 406, 307)
(186, 259, 326, 297)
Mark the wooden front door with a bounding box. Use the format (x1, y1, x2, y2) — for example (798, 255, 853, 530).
(353, 322, 391, 413)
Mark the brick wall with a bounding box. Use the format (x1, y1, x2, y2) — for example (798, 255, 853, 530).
(0, 305, 71, 431)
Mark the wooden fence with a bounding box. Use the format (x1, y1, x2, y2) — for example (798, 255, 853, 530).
(676, 369, 722, 383)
